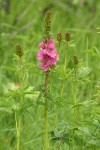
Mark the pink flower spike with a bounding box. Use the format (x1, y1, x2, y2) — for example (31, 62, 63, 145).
(37, 38, 59, 71)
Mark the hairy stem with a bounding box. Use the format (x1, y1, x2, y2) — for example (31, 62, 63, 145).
(72, 66, 77, 147)
(44, 72, 49, 150)
(54, 43, 68, 129)
(15, 112, 21, 150)
(15, 57, 25, 150)
(74, 66, 77, 124)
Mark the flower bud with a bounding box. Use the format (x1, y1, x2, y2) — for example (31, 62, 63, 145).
(44, 11, 52, 39)
(73, 56, 79, 65)
(57, 32, 63, 42)
(16, 44, 23, 57)
(65, 32, 71, 42)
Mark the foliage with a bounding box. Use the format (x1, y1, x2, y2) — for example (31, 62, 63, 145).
(0, 0, 100, 150)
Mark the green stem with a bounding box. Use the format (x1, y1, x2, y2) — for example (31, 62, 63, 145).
(72, 66, 77, 147)
(44, 72, 49, 150)
(15, 57, 25, 150)
(64, 42, 68, 70)
(54, 79, 64, 128)
(15, 112, 21, 150)
(45, 105, 48, 150)
(54, 42, 68, 128)
(74, 66, 77, 124)
(64, 52, 67, 71)
(61, 80, 65, 97)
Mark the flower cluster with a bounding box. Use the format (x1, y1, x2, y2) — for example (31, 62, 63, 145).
(37, 38, 59, 71)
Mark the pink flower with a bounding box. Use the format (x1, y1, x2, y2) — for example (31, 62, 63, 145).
(37, 38, 59, 71)
(39, 42, 45, 49)
(47, 39, 55, 49)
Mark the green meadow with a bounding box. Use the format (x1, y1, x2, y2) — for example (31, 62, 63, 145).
(0, 0, 100, 150)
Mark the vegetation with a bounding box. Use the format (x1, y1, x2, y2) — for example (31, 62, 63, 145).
(0, 0, 100, 150)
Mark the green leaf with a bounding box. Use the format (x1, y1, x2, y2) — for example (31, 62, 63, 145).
(62, 132, 72, 145)
(77, 67, 91, 79)
(1, 66, 16, 71)
(88, 139, 100, 147)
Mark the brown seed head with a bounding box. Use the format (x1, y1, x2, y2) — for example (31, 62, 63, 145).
(16, 44, 23, 57)
(73, 56, 79, 65)
(65, 32, 71, 42)
(57, 32, 63, 42)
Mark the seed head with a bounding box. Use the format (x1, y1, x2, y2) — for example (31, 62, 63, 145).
(73, 56, 79, 65)
(16, 44, 23, 57)
(57, 32, 63, 42)
(65, 32, 71, 42)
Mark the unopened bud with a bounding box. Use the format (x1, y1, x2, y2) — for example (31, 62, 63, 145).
(73, 56, 79, 65)
(16, 44, 23, 57)
(44, 11, 52, 39)
(65, 32, 71, 42)
(57, 32, 63, 42)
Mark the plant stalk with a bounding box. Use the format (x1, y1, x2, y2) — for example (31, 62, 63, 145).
(74, 66, 77, 124)
(15, 57, 25, 150)
(72, 65, 77, 148)
(44, 72, 49, 150)
(54, 42, 68, 128)
(15, 112, 21, 150)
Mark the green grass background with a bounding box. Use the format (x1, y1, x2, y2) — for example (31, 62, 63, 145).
(0, 0, 100, 150)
